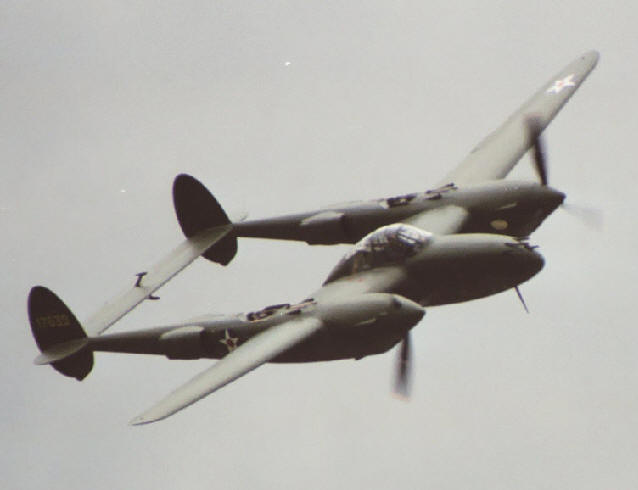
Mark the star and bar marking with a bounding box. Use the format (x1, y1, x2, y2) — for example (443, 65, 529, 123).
(547, 74, 576, 94)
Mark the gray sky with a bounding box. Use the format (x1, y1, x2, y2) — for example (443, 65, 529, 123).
(3, 2, 638, 489)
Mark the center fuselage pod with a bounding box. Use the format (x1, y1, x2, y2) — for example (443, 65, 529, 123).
(316, 225, 544, 307)
(405, 233, 543, 306)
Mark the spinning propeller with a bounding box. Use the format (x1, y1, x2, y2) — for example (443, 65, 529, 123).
(394, 334, 412, 398)
(527, 117, 603, 229)
(527, 116, 549, 187)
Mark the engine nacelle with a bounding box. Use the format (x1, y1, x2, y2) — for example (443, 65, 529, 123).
(316, 293, 424, 327)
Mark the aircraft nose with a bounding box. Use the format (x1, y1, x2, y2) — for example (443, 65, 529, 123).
(527, 246, 545, 273)
(504, 240, 545, 276)
(545, 186, 566, 209)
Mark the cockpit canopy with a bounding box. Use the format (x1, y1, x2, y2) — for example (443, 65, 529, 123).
(324, 224, 432, 284)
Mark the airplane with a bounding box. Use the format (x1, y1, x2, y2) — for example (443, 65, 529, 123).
(175, 51, 598, 266)
(27, 51, 598, 424)
(30, 224, 543, 424)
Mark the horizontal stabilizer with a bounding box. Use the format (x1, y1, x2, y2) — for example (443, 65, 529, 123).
(34, 338, 89, 365)
(83, 223, 232, 336)
(173, 174, 237, 265)
(130, 316, 323, 425)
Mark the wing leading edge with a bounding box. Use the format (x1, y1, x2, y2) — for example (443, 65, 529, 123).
(438, 51, 599, 187)
(130, 316, 324, 425)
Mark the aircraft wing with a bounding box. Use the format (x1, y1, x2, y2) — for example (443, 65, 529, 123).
(130, 316, 323, 425)
(402, 204, 469, 235)
(83, 224, 232, 336)
(437, 51, 599, 187)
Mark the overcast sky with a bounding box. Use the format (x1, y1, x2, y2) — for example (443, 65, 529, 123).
(3, 2, 638, 489)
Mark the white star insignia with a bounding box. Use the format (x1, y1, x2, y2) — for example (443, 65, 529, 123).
(547, 74, 576, 94)
(219, 330, 239, 353)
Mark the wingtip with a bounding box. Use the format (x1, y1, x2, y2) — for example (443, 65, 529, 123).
(583, 50, 600, 66)
(129, 405, 174, 426)
(129, 414, 156, 426)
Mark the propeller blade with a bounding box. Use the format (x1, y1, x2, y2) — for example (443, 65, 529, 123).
(514, 286, 529, 314)
(527, 117, 548, 186)
(525, 119, 605, 231)
(561, 202, 604, 231)
(394, 334, 412, 398)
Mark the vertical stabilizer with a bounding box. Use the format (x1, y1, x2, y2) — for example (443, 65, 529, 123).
(173, 174, 237, 265)
(28, 286, 93, 380)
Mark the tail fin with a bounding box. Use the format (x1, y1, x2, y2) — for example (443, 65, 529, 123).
(172, 174, 237, 265)
(28, 286, 93, 380)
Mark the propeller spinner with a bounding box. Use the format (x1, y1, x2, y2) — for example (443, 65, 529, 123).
(527, 116, 603, 229)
